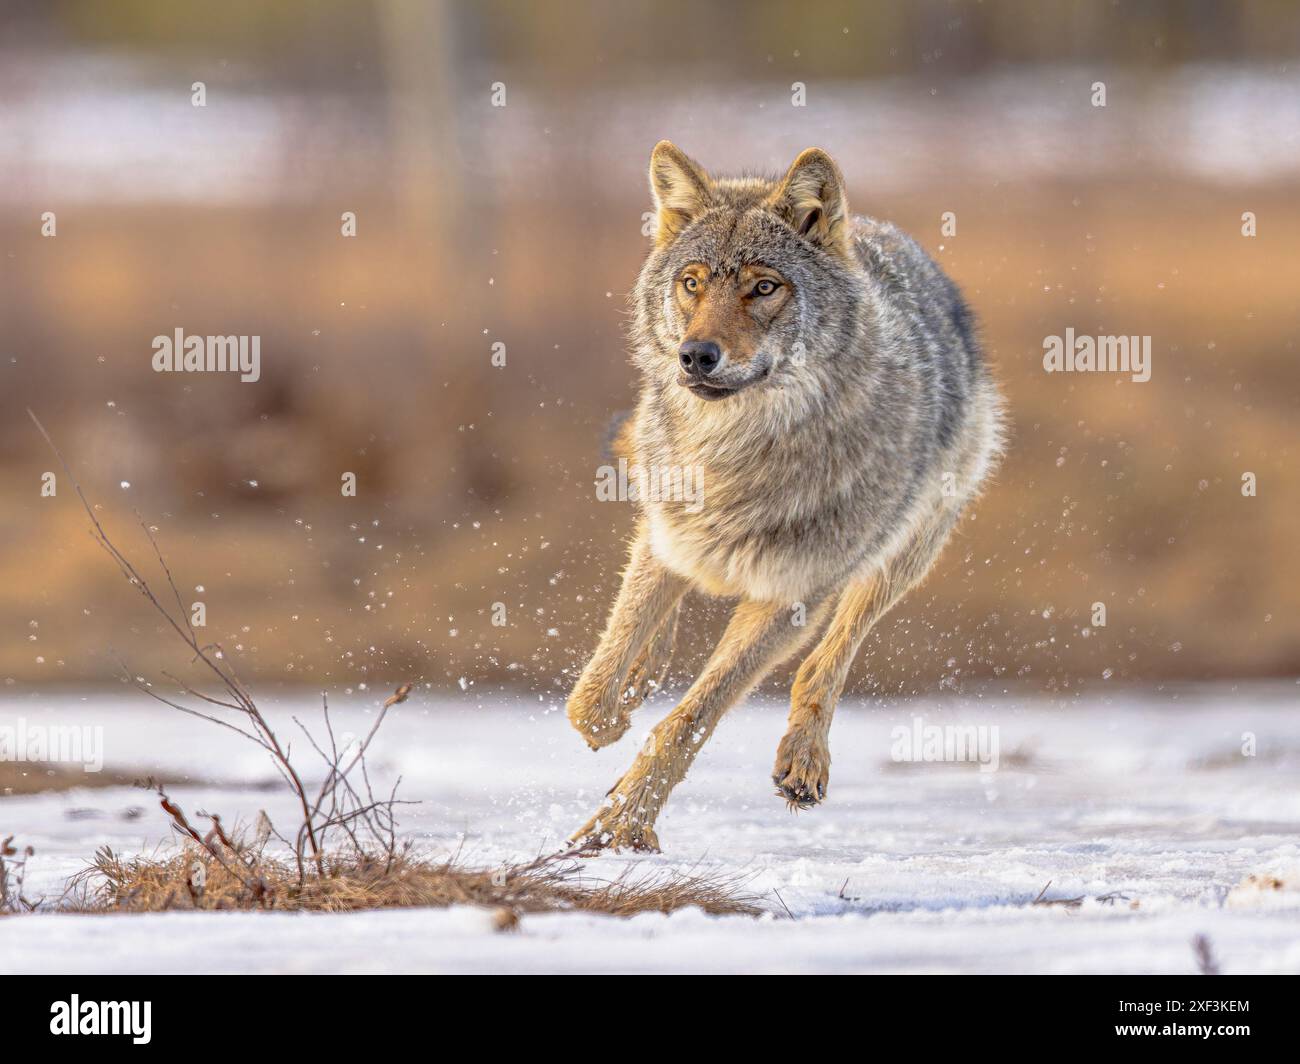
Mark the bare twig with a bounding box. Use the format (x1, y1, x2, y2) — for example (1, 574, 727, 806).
(29, 410, 413, 886)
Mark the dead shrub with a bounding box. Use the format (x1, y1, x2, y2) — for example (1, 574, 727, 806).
(73, 840, 761, 918)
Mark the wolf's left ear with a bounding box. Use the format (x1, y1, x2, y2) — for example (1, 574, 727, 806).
(768, 148, 852, 258)
(649, 140, 713, 246)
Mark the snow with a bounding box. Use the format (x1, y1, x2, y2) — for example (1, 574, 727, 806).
(6, 60, 1300, 207)
(3, 686, 1300, 974)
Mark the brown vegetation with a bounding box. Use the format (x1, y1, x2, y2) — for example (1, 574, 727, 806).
(74, 841, 760, 918)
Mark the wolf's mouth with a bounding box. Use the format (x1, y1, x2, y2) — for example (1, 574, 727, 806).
(684, 379, 738, 401)
(677, 360, 771, 402)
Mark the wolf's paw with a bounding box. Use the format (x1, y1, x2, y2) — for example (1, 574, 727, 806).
(566, 681, 632, 750)
(772, 725, 830, 810)
(568, 811, 661, 855)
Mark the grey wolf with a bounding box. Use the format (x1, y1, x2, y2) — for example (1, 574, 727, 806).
(566, 141, 1005, 851)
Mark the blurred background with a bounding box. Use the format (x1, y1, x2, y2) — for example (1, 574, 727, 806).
(1, 0, 1297, 704)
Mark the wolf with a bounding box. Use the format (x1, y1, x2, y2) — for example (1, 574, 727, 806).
(566, 141, 1005, 852)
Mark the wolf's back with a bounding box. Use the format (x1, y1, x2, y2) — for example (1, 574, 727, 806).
(851, 215, 991, 451)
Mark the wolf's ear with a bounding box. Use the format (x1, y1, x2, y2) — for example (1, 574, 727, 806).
(768, 148, 852, 258)
(649, 140, 713, 247)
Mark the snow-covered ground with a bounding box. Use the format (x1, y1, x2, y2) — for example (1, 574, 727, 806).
(3, 685, 1299, 973)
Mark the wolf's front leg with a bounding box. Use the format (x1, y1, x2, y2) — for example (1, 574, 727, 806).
(619, 600, 680, 714)
(567, 523, 687, 749)
(572, 595, 827, 852)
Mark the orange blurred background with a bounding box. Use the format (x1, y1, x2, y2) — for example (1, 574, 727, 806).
(2, 1, 1297, 699)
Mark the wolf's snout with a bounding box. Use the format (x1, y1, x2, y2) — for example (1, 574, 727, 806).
(678, 340, 722, 377)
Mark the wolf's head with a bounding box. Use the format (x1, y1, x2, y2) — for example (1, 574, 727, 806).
(631, 141, 862, 405)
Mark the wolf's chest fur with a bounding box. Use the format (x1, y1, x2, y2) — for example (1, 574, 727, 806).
(636, 392, 894, 602)
(644, 483, 840, 602)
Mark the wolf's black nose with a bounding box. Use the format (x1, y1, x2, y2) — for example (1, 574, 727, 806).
(679, 341, 722, 377)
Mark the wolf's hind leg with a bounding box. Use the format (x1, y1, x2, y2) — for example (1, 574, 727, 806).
(774, 513, 957, 808)
(573, 595, 828, 852)
(567, 523, 687, 750)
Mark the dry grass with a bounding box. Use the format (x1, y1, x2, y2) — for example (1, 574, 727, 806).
(71, 841, 763, 920)
(1, 835, 37, 913)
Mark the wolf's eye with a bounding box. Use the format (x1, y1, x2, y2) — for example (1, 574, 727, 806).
(682, 276, 699, 294)
(752, 279, 779, 297)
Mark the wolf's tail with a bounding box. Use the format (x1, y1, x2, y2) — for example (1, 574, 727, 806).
(601, 409, 634, 463)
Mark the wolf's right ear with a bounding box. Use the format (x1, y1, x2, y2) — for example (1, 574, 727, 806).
(768, 148, 853, 259)
(649, 140, 713, 247)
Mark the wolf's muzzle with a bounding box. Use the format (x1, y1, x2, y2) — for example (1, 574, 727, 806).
(678, 340, 723, 378)
(676, 347, 773, 401)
